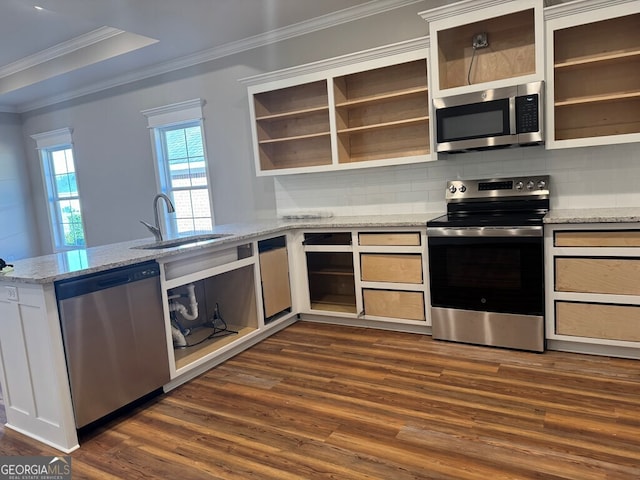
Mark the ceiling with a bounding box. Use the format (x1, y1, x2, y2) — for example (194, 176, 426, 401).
(1, 0, 432, 113)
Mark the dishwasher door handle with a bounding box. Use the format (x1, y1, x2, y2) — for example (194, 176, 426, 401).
(97, 275, 132, 289)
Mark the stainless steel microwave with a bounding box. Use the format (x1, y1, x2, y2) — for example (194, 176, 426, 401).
(434, 81, 544, 153)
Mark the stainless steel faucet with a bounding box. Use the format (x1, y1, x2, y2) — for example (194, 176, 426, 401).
(140, 193, 175, 242)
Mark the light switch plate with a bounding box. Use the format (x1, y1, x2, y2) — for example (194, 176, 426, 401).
(5, 286, 18, 302)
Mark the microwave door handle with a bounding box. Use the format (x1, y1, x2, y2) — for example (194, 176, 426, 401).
(509, 97, 516, 135)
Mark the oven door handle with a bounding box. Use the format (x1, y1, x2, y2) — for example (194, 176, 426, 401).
(427, 226, 543, 237)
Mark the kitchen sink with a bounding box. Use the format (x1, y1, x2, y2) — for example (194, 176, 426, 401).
(132, 233, 232, 250)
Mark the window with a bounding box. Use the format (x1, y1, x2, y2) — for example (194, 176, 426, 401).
(31, 128, 86, 251)
(142, 99, 213, 236)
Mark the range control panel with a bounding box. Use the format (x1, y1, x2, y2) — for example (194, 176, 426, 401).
(445, 175, 550, 201)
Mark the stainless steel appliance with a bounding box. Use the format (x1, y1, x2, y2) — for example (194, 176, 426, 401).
(56, 261, 170, 428)
(434, 81, 544, 153)
(427, 175, 549, 352)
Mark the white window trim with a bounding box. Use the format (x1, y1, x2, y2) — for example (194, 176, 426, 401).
(31, 127, 87, 252)
(141, 98, 215, 235)
(31, 127, 73, 149)
(141, 98, 205, 128)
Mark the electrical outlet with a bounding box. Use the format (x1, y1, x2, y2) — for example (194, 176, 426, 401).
(472, 33, 489, 49)
(6, 286, 18, 302)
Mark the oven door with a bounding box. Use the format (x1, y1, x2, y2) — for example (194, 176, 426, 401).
(427, 226, 543, 316)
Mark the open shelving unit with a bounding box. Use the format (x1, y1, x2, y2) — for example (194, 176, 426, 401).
(306, 253, 356, 313)
(253, 80, 331, 170)
(551, 13, 640, 141)
(242, 37, 432, 175)
(303, 232, 357, 314)
(333, 60, 430, 163)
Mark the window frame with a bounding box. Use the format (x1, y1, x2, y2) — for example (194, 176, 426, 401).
(31, 128, 87, 252)
(142, 99, 214, 237)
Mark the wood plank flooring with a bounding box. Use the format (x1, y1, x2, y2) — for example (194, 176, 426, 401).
(1, 321, 640, 479)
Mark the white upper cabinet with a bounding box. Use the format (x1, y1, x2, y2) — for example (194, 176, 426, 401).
(544, 0, 640, 149)
(419, 0, 545, 99)
(240, 38, 434, 176)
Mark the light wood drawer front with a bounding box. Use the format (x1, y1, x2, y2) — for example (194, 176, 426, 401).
(359, 232, 421, 246)
(556, 302, 640, 342)
(363, 289, 425, 320)
(555, 258, 640, 296)
(555, 231, 640, 247)
(361, 254, 422, 284)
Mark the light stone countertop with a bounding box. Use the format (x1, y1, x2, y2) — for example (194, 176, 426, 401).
(543, 207, 640, 224)
(0, 214, 440, 284)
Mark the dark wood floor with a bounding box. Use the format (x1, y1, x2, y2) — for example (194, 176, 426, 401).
(1, 321, 640, 479)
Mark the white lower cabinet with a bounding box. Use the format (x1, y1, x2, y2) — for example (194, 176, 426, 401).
(0, 282, 78, 452)
(300, 228, 430, 330)
(545, 224, 640, 358)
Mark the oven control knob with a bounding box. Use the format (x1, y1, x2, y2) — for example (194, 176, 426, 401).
(537, 179, 547, 190)
(459, 185, 467, 193)
(526, 180, 535, 190)
(515, 181, 524, 190)
(448, 185, 457, 194)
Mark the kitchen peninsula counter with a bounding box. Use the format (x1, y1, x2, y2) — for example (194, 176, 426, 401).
(1, 213, 440, 284)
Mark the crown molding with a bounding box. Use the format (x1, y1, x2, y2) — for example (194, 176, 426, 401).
(15, 0, 425, 113)
(239, 36, 429, 87)
(0, 27, 124, 79)
(544, 0, 637, 19)
(418, 0, 510, 23)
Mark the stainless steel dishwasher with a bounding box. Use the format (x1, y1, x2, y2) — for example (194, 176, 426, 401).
(56, 261, 170, 428)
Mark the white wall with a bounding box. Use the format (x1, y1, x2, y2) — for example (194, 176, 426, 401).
(0, 112, 39, 261)
(275, 142, 640, 216)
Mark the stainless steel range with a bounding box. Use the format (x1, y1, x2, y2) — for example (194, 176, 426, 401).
(427, 175, 549, 352)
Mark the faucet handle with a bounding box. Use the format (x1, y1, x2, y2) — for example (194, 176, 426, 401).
(140, 220, 161, 241)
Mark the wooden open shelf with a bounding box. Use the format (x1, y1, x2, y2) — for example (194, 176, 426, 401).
(309, 266, 354, 276)
(256, 108, 330, 142)
(306, 251, 356, 313)
(436, 9, 535, 90)
(311, 297, 357, 314)
(337, 122, 429, 164)
(253, 80, 331, 170)
(552, 13, 640, 141)
(254, 80, 328, 117)
(333, 59, 429, 164)
(258, 135, 332, 170)
(553, 14, 639, 66)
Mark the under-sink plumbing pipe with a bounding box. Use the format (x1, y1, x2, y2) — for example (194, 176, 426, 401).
(169, 283, 199, 321)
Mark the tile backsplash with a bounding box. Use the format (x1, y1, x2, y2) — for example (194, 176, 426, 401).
(275, 143, 640, 217)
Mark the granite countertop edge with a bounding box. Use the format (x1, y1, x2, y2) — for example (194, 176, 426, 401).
(0, 213, 440, 285)
(543, 207, 640, 224)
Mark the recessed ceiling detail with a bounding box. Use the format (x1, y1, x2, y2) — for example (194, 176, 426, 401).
(0, 27, 158, 95)
(0, 0, 429, 112)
